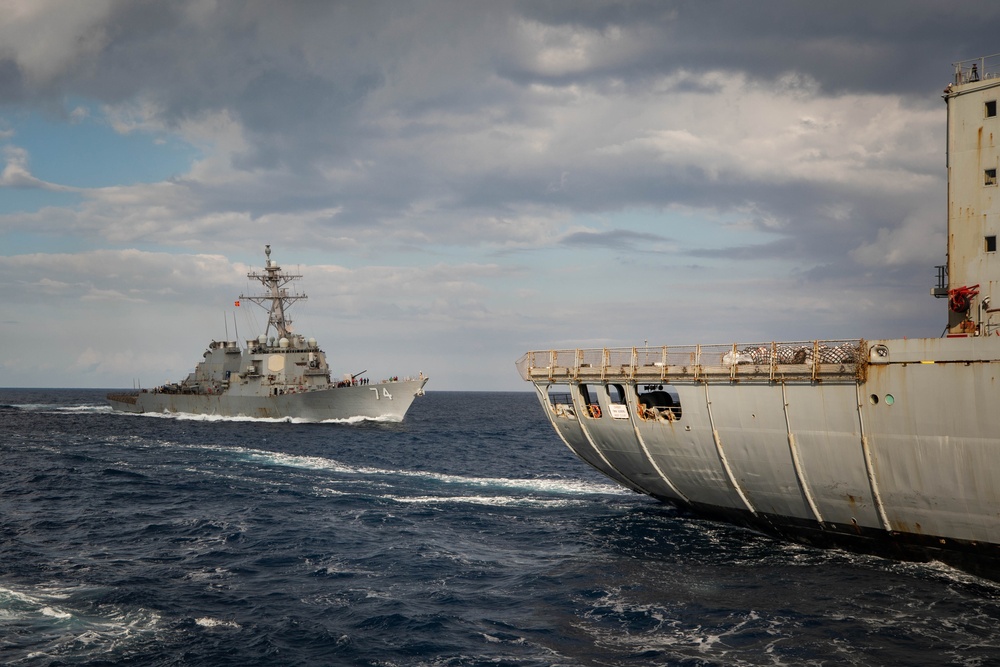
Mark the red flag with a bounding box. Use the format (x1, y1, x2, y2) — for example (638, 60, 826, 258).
(234, 300, 240, 307)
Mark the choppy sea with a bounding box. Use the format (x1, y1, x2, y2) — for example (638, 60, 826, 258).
(2, 389, 1000, 666)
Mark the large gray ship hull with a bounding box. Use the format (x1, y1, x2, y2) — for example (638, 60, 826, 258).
(109, 378, 427, 421)
(515, 56, 1000, 574)
(517, 336, 1000, 573)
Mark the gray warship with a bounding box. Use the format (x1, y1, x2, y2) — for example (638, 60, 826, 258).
(108, 245, 428, 421)
(517, 55, 1000, 573)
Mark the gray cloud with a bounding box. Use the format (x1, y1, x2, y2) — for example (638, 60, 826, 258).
(560, 228, 672, 251)
(0, 0, 988, 388)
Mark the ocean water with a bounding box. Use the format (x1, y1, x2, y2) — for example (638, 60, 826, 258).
(2, 389, 1000, 666)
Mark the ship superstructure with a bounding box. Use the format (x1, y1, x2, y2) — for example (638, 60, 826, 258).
(516, 55, 1000, 573)
(943, 58, 1000, 333)
(109, 245, 427, 420)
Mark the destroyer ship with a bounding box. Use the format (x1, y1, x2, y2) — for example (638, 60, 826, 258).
(517, 55, 1000, 573)
(108, 245, 428, 421)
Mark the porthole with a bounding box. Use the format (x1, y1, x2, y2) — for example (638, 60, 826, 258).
(869, 394, 879, 405)
(885, 394, 895, 406)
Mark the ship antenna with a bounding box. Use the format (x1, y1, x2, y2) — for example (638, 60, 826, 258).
(238, 245, 307, 339)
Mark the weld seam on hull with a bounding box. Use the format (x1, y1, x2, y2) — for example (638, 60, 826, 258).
(572, 385, 652, 495)
(628, 389, 690, 504)
(705, 382, 758, 516)
(532, 383, 593, 465)
(782, 382, 826, 526)
(855, 382, 892, 532)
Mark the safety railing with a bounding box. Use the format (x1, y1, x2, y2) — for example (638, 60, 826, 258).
(953, 53, 1000, 85)
(515, 339, 867, 384)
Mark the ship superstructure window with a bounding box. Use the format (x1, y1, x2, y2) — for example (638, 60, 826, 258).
(546, 384, 574, 418)
(988, 235, 997, 252)
(604, 383, 629, 418)
(635, 384, 682, 421)
(579, 384, 602, 418)
(988, 100, 997, 118)
(987, 168, 998, 186)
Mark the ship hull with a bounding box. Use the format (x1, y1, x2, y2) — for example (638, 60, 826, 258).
(518, 336, 1000, 574)
(109, 378, 427, 421)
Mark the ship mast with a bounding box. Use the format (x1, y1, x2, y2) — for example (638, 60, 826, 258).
(239, 244, 306, 339)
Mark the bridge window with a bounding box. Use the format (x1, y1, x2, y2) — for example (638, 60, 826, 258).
(987, 169, 998, 186)
(988, 235, 997, 252)
(988, 100, 997, 118)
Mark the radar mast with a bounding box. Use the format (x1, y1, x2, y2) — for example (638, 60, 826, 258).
(239, 244, 306, 339)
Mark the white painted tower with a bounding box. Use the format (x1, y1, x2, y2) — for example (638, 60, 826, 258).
(943, 54, 1000, 334)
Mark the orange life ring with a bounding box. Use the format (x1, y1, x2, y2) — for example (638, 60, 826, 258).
(588, 404, 602, 419)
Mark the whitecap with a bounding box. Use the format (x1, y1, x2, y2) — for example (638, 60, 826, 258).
(0, 581, 161, 658)
(187, 443, 628, 497)
(11, 403, 113, 414)
(119, 410, 401, 424)
(195, 617, 240, 629)
(379, 494, 588, 508)
(40, 606, 72, 620)
(56, 405, 114, 413)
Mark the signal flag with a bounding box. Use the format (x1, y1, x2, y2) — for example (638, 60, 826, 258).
(234, 300, 240, 307)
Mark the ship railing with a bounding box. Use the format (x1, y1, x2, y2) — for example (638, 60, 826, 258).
(515, 339, 866, 384)
(953, 53, 1000, 85)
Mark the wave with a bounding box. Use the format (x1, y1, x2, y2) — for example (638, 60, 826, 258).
(194, 617, 240, 630)
(58, 405, 114, 413)
(8, 401, 388, 422)
(5, 395, 394, 422)
(2, 403, 113, 414)
(376, 493, 593, 508)
(0, 582, 161, 664)
(155, 441, 628, 498)
(228, 446, 629, 497)
(117, 410, 401, 424)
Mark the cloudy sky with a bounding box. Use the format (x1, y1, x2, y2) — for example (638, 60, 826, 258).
(1, 1, 998, 391)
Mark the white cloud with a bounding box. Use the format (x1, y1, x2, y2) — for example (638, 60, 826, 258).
(0, 250, 240, 303)
(0, 145, 75, 191)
